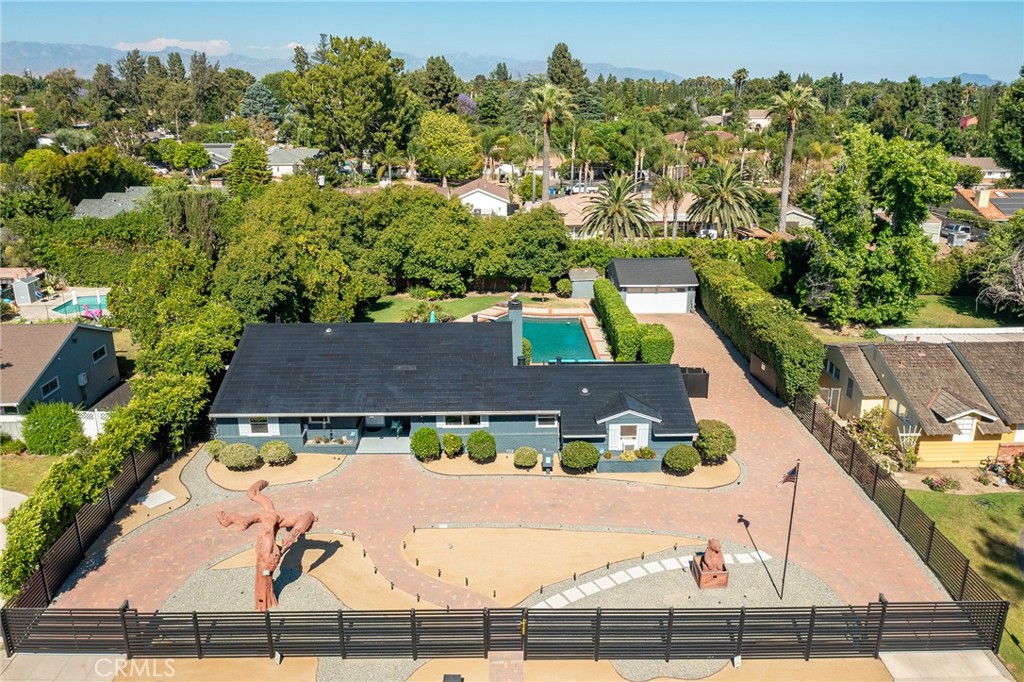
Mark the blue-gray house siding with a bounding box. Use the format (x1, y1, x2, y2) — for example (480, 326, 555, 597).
(410, 415, 560, 455)
(568, 413, 696, 472)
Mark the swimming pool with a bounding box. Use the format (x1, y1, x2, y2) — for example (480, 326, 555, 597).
(521, 317, 597, 363)
(53, 295, 108, 315)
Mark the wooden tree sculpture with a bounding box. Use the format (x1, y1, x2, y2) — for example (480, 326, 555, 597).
(217, 480, 317, 611)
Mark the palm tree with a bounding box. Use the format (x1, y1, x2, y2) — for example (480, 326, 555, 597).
(769, 85, 823, 232)
(575, 136, 607, 185)
(690, 162, 761, 239)
(652, 176, 694, 238)
(732, 67, 749, 103)
(373, 142, 406, 183)
(581, 173, 653, 241)
(523, 83, 573, 202)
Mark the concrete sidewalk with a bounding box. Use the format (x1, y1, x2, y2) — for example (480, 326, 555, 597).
(881, 651, 1014, 681)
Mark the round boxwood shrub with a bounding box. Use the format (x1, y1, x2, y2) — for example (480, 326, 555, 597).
(561, 441, 600, 471)
(260, 440, 296, 466)
(219, 443, 262, 471)
(695, 420, 736, 465)
(635, 446, 657, 460)
(663, 444, 700, 475)
(556, 278, 573, 298)
(467, 430, 497, 463)
(514, 446, 538, 469)
(23, 402, 85, 456)
(206, 439, 226, 461)
(442, 432, 463, 458)
(411, 427, 441, 461)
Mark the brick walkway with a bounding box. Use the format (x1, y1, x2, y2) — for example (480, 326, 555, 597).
(57, 314, 944, 611)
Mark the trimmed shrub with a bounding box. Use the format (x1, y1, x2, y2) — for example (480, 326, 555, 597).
(23, 402, 85, 456)
(0, 437, 26, 455)
(556, 278, 573, 298)
(561, 440, 600, 471)
(411, 427, 441, 461)
(696, 260, 823, 400)
(695, 420, 735, 465)
(639, 323, 675, 364)
(531, 274, 552, 297)
(219, 443, 262, 471)
(408, 284, 432, 300)
(260, 440, 295, 466)
(206, 439, 226, 461)
(523, 338, 533, 365)
(467, 430, 497, 463)
(663, 444, 700, 475)
(635, 446, 657, 460)
(442, 432, 463, 458)
(514, 446, 538, 469)
(593, 278, 641, 362)
(620, 450, 638, 462)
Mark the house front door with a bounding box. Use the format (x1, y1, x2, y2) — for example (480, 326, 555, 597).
(619, 424, 638, 451)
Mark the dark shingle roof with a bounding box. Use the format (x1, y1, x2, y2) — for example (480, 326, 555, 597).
(92, 381, 133, 411)
(835, 345, 885, 397)
(951, 341, 1024, 424)
(595, 392, 662, 423)
(607, 258, 698, 288)
(210, 323, 698, 438)
(875, 344, 1007, 436)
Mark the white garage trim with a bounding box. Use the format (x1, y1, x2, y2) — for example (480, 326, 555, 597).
(621, 290, 695, 314)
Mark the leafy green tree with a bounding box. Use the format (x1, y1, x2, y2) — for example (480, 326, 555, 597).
(136, 302, 242, 377)
(189, 52, 224, 122)
(547, 43, 587, 95)
(953, 162, 984, 188)
(505, 205, 570, 281)
(991, 70, 1024, 185)
(582, 173, 652, 241)
(413, 110, 476, 190)
(173, 142, 211, 179)
(416, 55, 461, 113)
(523, 83, 573, 202)
(116, 49, 146, 107)
(977, 212, 1024, 314)
(769, 85, 822, 231)
(373, 141, 406, 182)
(23, 402, 85, 456)
(32, 146, 152, 205)
(225, 137, 271, 201)
(690, 162, 761, 238)
(531, 274, 552, 299)
(0, 114, 36, 163)
(240, 81, 282, 124)
(131, 372, 210, 454)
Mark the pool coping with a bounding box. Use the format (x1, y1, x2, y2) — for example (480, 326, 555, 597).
(482, 310, 612, 363)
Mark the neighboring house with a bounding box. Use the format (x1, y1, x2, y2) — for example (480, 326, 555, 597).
(546, 192, 599, 236)
(700, 110, 771, 132)
(783, 206, 816, 230)
(875, 209, 944, 244)
(446, 178, 512, 217)
(947, 156, 1011, 187)
(267, 146, 320, 178)
(201, 144, 234, 169)
(0, 267, 45, 289)
(72, 186, 153, 220)
(942, 188, 1024, 223)
(208, 301, 698, 458)
(819, 336, 1024, 467)
(607, 258, 698, 314)
(0, 323, 120, 438)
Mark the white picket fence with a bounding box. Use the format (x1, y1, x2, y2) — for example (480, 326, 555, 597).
(0, 411, 110, 441)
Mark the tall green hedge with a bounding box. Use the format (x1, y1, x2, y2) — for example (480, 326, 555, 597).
(696, 260, 823, 400)
(593, 278, 641, 362)
(639, 323, 675, 364)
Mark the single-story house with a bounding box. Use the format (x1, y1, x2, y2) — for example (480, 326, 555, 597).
(446, 178, 512, 217)
(948, 156, 1011, 187)
(820, 338, 1024, 467)
(0, 323, 120, 438)
(267, 146, 320, 178)
(606, 258, 698, 314)
(942, 188, 1024, 223)
(700, 110, 772, 132)
(0, 267, 45, 289)
(73, 186, 153, 220)
(201, 144, 234, 169)
(783, 206, 816, 230)
(209, 301, 698, 458)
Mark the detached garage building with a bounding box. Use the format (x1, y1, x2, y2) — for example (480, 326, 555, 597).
(607, 257, 698, 314)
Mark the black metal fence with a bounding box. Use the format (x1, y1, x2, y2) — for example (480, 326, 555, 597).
(1, 600, 1008, 660)
(6, 446, 166, 610)
(790, 396, 1007, 608)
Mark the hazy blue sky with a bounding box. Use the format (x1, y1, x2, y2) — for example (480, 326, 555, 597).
(2, 1, 1022, 81)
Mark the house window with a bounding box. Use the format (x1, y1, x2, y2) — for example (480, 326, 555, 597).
(536, 415, 558, 428)
(439, 415, 487, 428)
(952, 416, 975, 442)
(92, 345, 107, 363)
(845, 377, 855, 399)
(308, 417, 330, 429)
(823, 359, 840, 381)
(249, 417, 270, 434)
(1, 405, 18, 415)
(41, 377, 60, 398)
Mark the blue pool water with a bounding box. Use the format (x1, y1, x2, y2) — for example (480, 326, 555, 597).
(54, 295, 108, 315)
(521, 317, 596, 363)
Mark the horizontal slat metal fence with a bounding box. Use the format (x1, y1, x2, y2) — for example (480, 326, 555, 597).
(2, 601, 1006, 660)
(7, 447, 166, 609)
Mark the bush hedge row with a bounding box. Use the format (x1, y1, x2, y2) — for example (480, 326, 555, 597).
(639, 323, 675, 364)
(220, 443, 262, 470)
(593, 278, 641, 362)
(23, 402, 85, 456)
(696, 260, 823, 400)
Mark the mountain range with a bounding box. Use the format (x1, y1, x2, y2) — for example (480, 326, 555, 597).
(919, 73, 1000, 86)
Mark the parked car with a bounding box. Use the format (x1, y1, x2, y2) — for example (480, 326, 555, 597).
(940, 223, 972, 240)
(569, 182, 599, 194)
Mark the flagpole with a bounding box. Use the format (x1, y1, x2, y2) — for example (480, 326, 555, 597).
(780, 460, 800, 599)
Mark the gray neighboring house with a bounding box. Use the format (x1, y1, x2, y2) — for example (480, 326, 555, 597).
(202, 144, 235, 169)
(0, 323, 120, 438)
(73, 186, 153, 220)
(209, 301, 698, 460)
(607, 257, 698, 314)
(267, 146, 320, 177)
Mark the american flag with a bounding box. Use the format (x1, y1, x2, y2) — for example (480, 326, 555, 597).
(777, 465, 799, 487)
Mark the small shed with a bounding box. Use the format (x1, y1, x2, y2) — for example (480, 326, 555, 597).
(569, 267, 599, 299)
(607, 258, 698, 314)
(12, 276, 42, 306)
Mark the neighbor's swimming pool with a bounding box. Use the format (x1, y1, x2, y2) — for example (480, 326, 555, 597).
(53, 295, 108, 315)
(520, 317, 597, 363)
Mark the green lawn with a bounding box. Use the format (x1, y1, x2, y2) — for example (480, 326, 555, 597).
(0, 454, 56, 496)
(906, 490, 1024, 679)
(357, 294, 508, 322)
(112, 328, 140, 378)
(909, 295, 1023, 329)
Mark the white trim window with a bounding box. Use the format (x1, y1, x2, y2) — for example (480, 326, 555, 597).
(823, 359, 840, 381)
(239, 417, 280, 437)
(41, 377, 60, 399)
(92, 345, 107, 363)
(437, 415, 489, 428)
(308, 416, 330, 429)
(952, 416, 975, 443)
(536, 415, 558, 428)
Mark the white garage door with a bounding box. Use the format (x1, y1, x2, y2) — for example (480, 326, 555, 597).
(624, 291, 692, 314)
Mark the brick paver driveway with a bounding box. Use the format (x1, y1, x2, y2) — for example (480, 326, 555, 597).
(58, 314, 944, 611)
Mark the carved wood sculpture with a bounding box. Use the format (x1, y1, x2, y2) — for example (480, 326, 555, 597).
(217, 480, 318, 611)
(691, 537, 729, 589)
